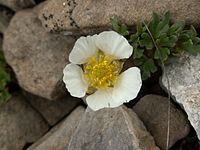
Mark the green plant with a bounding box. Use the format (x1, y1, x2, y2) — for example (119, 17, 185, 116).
(0, 51, 11, 102)
(111, 11, 200, 80)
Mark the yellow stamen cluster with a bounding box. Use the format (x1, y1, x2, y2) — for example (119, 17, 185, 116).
(84, 51, 123, 92)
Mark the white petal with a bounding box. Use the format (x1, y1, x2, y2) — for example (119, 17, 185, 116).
(96, 31, 133, 59)
(86, 89, 122, 111)
(112, 67, 142, 104)
(69, 35, 98, 64)
(63, 64, 88, 98)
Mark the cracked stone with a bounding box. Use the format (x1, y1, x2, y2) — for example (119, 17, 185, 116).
(38, 0, 200, 34)
(68, 106, 159, 150)
(0, 93, 49, 150)
(133, 94, 190, 149)
(3, 7, 76, 100)
(160, 53, 200, 140)
(28, 106, 85, 150)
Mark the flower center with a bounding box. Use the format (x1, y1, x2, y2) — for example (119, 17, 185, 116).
(83, 51, 123, 93)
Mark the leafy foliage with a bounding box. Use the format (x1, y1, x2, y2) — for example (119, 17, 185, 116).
(0, 51, 11, 102)
(111, 11, 200, 80)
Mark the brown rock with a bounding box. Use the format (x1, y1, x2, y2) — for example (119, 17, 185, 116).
(0, 0, 35, 11)
(68, 106, 159, 150)
(38, 0, 200, 34)
(133, 95, 190, 149)
(3, 8, 76, 100)
(28, 106, 85, 150)
(0, 93, 49, 150)
(0, 6, 14, 34)
(26, 93, 81, 126)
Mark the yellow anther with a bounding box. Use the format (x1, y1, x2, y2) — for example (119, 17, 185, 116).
(83, 51, 123, 92)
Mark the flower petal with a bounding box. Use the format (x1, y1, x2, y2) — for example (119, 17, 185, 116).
(69, 35, 98, 64)
(63, 64, 88, 98)
(112, 67, 142, 104)
(86, 88, 122, 111)
(96, 31, 133, 59)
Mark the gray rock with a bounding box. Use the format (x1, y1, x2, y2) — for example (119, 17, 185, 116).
(38, 0, 200, 34)
(28, 106, 85, 150)
(27, 93, 81, 126)
(0, 35, 2, 50)
(0, 93, 49, 150)
(3, 8, 76, 100)
(0, 6, 14, 34)
(68, 106, 159, 150)
(161, 53, 200, 140)
(133, 94, 190, 149)
(0, 0, 35, 11)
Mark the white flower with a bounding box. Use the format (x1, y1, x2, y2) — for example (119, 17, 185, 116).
(63, 31, 142, 111)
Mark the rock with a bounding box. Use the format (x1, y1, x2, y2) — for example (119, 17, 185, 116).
(0, 6, 14, 34)
(38, 0, 200, 34)
(3, 8, 76, 100)
(68, 106, 159, 150)
(161, 53, 200, 140)
(27, 106, 85, 150)
(0, 0, 35, 11)
(133, 94, 190, 149)
(0, 93, 49, 150)
(0, 34, 2, 50)
(26, 93, 81, 126)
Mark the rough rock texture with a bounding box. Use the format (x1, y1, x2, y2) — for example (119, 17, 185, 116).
(38, 0, 200, 34)
(0, 94, 49, 150)
(68, 106, 159, 150)
(0, 0, 35, 11)
(133, 95, 190, 149)
(27, 93, 81, 126)
(28, 106, 85, 150)
(3, 8, 76, 100)
(161, 54, 200, 140)
(0, 6, 14, 34)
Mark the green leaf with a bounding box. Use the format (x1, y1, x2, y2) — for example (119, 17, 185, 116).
(180, 39, 199, 55)
(149, 12, 160, 37)
(141, 59, 157, 80)
(110, 16, 129, 36)
(110, 16, 120, 32)
(169, 20, 185, 35)
(154, 47, 170, 61)
(140, 33, 154, 49)
(133, 47, 144, 59)
(155, 11, 170, 38)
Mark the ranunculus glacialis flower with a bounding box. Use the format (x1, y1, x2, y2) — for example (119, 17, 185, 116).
(63, 31, 142, 111)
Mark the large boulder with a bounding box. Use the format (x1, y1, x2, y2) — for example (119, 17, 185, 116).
(68, 106, 159, 150)
(133, 95, 190, 149)
(161, 53, 200, 140)
(28, 106, 85, 150)
(0, 94, 49, 150)
(0, 0, 35, 11)
(38, 0, 200, 34)
(3, 8, 75, 100)
(26, 93, 81, 126)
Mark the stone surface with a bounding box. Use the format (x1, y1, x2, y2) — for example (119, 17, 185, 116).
(133, 94, 190, 149)
(38, 0, 200, 34)
(161, 53, 200, 140)
(26, 93, 81, 126)
(0, 6, 14, 34)
(3, 8, 76, 100)
(28, 106, 85, 150)
(0, 0, 35, 11)
(68, 106, 159, 150)
(0, 93, 49, 150)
